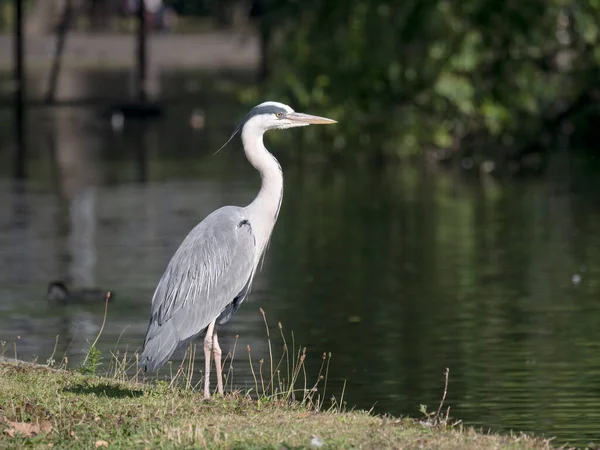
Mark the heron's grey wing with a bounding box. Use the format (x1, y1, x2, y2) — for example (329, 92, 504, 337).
(140, 207, 256, 371)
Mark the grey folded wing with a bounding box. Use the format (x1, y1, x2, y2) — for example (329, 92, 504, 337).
(145, 207, 257, 351)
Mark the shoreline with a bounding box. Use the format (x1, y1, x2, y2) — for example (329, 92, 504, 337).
(0, 357, 556, 449)
(0, 31, 260, 72)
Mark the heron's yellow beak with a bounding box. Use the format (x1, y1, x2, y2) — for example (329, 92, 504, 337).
(287, 112, 337, 124)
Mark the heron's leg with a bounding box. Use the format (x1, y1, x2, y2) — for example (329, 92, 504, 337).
(212, 328, 224, 395)
(203, 320, 216, 399)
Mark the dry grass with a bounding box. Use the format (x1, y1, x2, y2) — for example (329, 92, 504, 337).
(72, 304, 342, 412)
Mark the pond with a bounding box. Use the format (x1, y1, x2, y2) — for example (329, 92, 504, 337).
(1, 69, 600, 447)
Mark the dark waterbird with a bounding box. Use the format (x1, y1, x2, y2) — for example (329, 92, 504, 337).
(47, 281, 113, 306)
(138, 101, 337, 398)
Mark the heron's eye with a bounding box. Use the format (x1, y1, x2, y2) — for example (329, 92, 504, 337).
(276, 112, 284, 118)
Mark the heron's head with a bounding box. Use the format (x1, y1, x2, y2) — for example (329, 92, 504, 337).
(243, 101, 337, 131)
(217, 101, 336, 151)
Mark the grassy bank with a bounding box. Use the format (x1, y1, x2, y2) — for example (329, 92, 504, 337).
(0, 359, 554, 449)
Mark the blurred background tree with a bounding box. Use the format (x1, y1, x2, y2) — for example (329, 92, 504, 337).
(253, 0, 600, 169)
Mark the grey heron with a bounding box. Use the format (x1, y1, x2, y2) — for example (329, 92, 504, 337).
(139, 101, 336, 398)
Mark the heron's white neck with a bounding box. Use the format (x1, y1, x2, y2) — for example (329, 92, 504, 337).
(241, 125, 283, 255)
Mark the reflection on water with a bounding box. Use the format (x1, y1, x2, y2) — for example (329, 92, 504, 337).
(1, 70, 600, 447)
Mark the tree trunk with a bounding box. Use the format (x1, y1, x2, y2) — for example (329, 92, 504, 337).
(25, 0, 65, 36)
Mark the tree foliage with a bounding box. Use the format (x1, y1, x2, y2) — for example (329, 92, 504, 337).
(255, 0, 600, 165)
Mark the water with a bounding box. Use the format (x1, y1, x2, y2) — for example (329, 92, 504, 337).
(1, 70, 600, 447)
